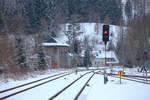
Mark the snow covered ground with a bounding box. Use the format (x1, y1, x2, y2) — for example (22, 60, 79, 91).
(0, 68, 150, 100)
(85, 74, 150, 100)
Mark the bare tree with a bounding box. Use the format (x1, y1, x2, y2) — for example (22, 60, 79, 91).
(104, 16, 111, 25)
(125, 15, 150, 66)
(95, 13, 101, 35)
(0, 34, 21, 78)
(88, 6, 95, 23)
(10, 15, 26, 35)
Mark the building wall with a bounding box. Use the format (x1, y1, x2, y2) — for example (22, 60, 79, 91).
(58, 47, 69, 68)
(44, 46, 69, 68)
(92, 58, 118, 67)
(44, 47, 56, 68)
(92, 58, 104, 67)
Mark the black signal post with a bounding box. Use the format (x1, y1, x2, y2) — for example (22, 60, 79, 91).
(103, 25, 110, 44)
(102, 25, 110, 66)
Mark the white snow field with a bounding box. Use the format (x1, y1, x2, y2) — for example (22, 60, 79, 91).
(0, 68, 150, 100)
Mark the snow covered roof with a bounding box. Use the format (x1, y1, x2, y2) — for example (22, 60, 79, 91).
(42, 37, 69, 47)
(42, 43, 69, 47)
(30, 54, 51, 59)
(92, 50, 119, 63)
(92, 51, 113, 58)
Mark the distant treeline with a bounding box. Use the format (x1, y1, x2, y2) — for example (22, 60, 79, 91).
(0, 0, 122, 34)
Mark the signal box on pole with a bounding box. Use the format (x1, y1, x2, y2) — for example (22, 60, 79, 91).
(103, 25, 110, 43)
(102, 25, 110, 66)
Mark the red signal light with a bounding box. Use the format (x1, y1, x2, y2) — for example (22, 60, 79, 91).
(103, 25, 109, 43)
(104, 30, 108, 35)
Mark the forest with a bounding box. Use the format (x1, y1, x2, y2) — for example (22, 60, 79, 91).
(0, 0, 122, 36)
(0, 0, 150, 77)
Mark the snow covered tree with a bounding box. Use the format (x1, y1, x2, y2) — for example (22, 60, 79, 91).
(38, 46, 47, 69)
(16, 37, 27, 68)
(69, 14, 81, 38)
(83, 49, 91, 68)
(65, 14, 82, 54)
(0, 13, 3, 30)
(125, 15, 150, 66)
(10, 15, 26, 35)
(125, 0, 132, 19)
(108, 40, 115, 51)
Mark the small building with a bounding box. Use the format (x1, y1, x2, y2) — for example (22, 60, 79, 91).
(91, 50, 119, 67)
(42, 37, 70, 68)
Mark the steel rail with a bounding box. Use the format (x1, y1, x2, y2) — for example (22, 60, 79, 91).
(74, 73, 95, 100)
(0, 72, 66, 93)
(95, 72, 150, 84)
(49, 71, 94, 100)
(0, 69, 91, 94)
(110, 75, 150, 84)
(0, 73, 71, 100)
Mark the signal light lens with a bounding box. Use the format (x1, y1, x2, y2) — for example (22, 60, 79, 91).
(104, 31, 108, 34)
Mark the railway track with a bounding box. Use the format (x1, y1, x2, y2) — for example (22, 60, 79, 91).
(110, 74, 150, 84)
(96, 71, 150, 84)
(0, 72, 74, 100)
(49, 71, 96, 100)
(0, 69, 95, 100)
(3, 68, 147, 100)
(74, 73, 95, 100)
(0, 72, 67, 94)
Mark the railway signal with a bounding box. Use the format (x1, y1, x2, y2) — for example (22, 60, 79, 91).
(103, 25, 110, 44)
(102, 25, 110, 66)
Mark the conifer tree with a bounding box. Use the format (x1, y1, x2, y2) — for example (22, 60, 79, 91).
(16, 37, 27, 68)
(38, 46, 47, 69)
(83, 49, 91, 68)
(0, 13, 3, 30)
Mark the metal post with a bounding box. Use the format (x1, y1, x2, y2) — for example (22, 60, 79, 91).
(120, 75, 121, 84)
(105, 42, 107, 66)
(104, 70, 107, 84)
(146, 70, 147, 83)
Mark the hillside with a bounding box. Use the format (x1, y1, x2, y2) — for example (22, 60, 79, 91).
(57, 23, 120, 51)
